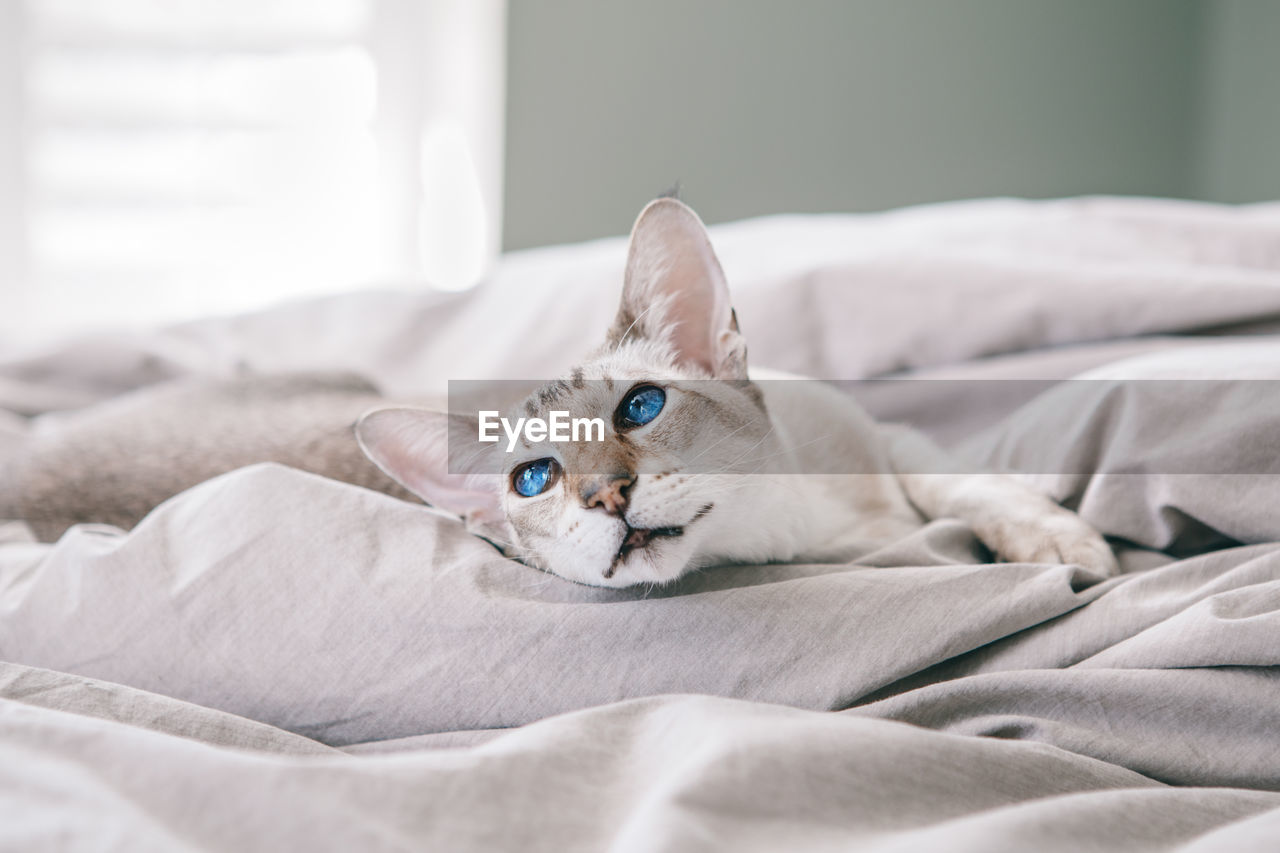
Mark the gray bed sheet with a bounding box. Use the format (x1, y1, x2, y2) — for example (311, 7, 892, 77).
(3, 196, 1280, 851)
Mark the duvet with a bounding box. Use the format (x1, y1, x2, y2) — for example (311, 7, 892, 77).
(3, 196, 1280, 851)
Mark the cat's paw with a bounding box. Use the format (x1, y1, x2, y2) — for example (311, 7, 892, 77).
(980, 508, 1119, 578)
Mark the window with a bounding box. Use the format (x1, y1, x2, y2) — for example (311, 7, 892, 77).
(1, 0, 505, 342)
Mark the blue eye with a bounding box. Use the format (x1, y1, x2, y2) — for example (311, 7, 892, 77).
(513, 458, 558, 497)
(618, 385, 666, 428)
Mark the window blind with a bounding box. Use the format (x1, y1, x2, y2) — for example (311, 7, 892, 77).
(4, 0, 505, 341)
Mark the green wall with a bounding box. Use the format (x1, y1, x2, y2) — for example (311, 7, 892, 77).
(1196, 0, 1280, 203)
(504, 0, 1273, 250)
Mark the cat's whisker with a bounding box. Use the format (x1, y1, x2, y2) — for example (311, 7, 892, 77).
(734, 431, 839, 474)
(680, 418, 761, 466)
(502, 540, 537, 559)
(520, 573, 560, 590)
(720, 424, 777, 470)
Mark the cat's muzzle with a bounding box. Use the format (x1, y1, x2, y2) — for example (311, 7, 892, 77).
(605, 525, 684, 579)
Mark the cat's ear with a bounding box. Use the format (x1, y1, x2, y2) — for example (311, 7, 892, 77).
(610, 198, 747, 379)
(355, 407, 513, 546)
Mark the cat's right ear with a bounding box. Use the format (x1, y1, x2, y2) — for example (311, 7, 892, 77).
(611, 198, 748, 379)
(355, 407, 512, 544)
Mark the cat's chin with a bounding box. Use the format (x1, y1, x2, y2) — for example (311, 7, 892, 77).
(570, 530, 698, 589)
(534, 503, 715, 588)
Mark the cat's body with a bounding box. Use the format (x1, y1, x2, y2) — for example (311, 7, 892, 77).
(1, 199, 1117, 585)
(1, 373, 415, 541)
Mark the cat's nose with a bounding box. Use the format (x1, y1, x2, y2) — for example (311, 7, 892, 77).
(581, 473, 634, 516)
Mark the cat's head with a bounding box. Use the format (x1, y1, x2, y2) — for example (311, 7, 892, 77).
(357, 199, 782, 586)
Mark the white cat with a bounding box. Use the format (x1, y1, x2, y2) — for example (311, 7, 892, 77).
(356, 199, 1118, 587)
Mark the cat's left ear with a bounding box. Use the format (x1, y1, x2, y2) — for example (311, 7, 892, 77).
(355, 407, 514, 549)
(610, 198, 747, 379)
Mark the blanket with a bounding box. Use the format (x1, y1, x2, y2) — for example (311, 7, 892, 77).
(3, 196, 1280, 851)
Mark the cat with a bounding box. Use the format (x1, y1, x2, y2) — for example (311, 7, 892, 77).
(1, 198, 1117, 587)
(357, 199, 1117, 586)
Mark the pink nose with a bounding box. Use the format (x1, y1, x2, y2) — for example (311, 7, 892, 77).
(582, 474, 634, 516)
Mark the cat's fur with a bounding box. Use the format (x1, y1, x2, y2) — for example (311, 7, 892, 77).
(1, 199, 1117, 587)
(2, 373, 414, 541)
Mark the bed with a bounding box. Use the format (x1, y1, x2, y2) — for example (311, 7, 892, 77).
(3, 196, 1280, 851)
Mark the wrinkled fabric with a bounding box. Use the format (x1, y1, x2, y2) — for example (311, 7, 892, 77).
(4, 196, 1280, 850)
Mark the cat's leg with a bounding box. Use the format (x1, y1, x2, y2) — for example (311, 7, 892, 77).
(883, 425, 1118, 576)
